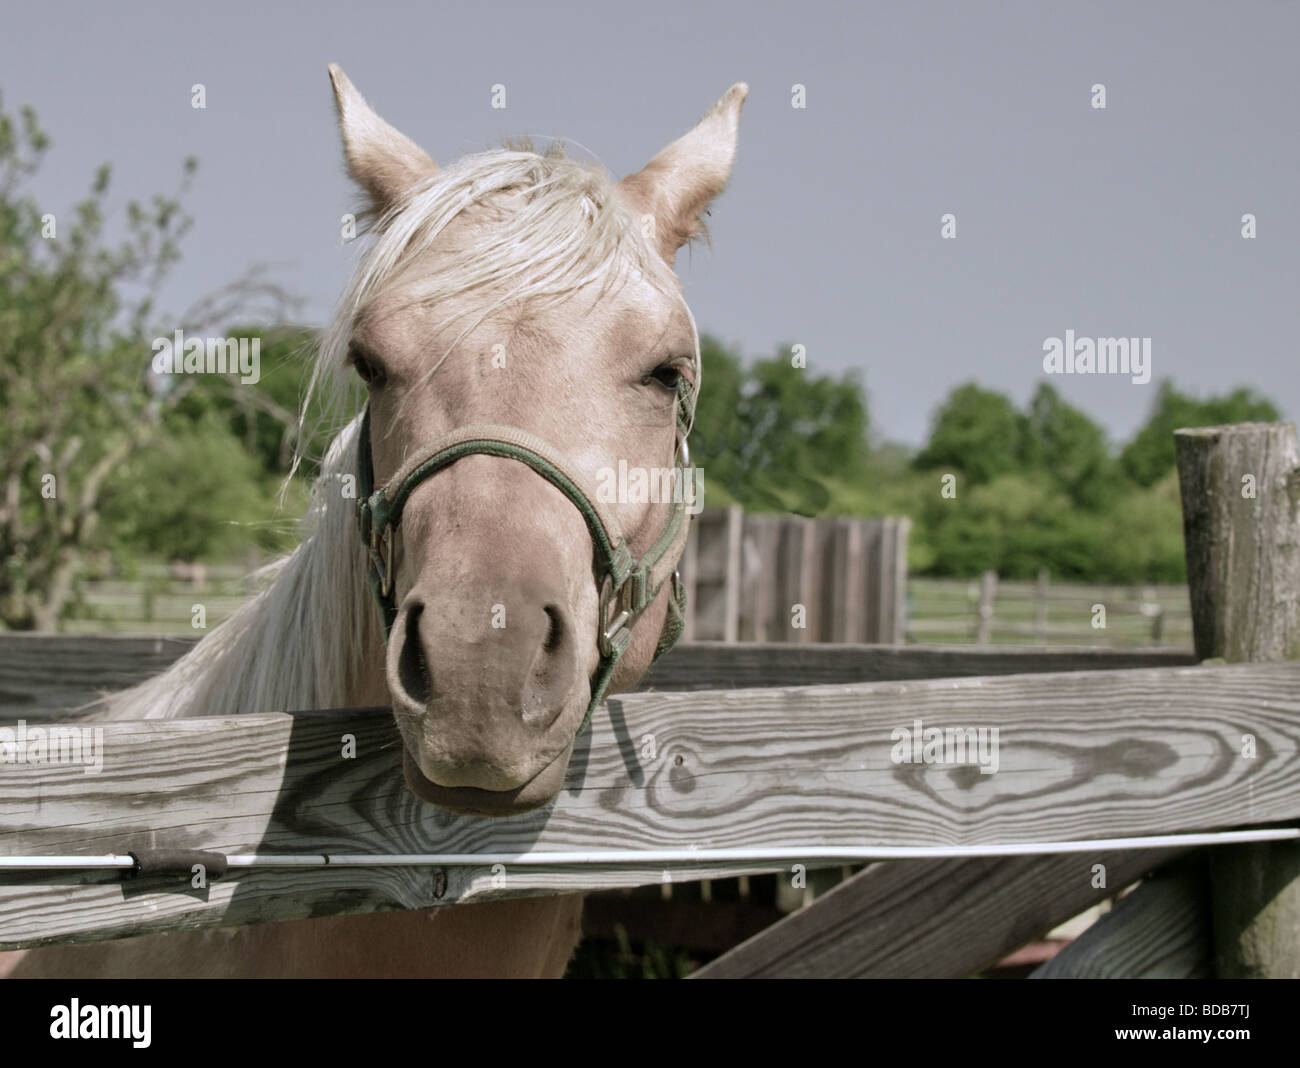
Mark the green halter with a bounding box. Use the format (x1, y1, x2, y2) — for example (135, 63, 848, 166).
(356, 381, 694, 733)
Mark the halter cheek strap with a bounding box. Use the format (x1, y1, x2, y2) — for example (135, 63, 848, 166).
(356, 381, 694, 734)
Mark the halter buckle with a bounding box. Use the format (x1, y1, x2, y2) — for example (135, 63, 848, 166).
(599, 572, 649, 658)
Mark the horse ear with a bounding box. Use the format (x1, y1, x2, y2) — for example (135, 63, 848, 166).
(616, 83, 748, 264)
(328, 64, 439, 216)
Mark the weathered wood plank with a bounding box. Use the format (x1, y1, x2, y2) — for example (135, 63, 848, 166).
(1, 660, 1296, 947)
(1030, 856, 1212, 978)
(794, 518, 817, 644)
(723, 504, 742, 643)
(691, 848, 1189, 978)
(885, 517, 911, 644)
(0, 634, 1200, 719)
(1177, 421, 1300, 979)
(865, 518, 885, 643)
(641, 641, 1197, 691)
(0, 635, 197, 718)
(680, 516, 700, 641)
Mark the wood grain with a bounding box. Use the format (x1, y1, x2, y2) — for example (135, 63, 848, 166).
(1, 659, 1296, 948)
(691, 848, 1189, 978)
(1031, 855, 1212, 978)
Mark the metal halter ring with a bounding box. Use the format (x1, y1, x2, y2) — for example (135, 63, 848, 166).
(675, 426, 690, 468)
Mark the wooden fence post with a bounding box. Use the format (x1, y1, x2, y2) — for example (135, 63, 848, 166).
(975, 571, 998, 645)
(680, 518, 699, 642)
(1175, 421, 1300, 978)
(889, 518, 910, 645)
(1140, 585, 1165, 647)
(1035, 568, 1049, 645)
(723, 504, 743, 643)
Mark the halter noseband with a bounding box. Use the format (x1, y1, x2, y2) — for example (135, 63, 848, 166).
(355, 380, 694, 734)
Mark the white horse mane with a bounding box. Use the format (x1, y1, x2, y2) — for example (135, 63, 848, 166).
(96, 141, 694, 722)
(96, 419, 378, 720)
(301, 140, 684, 450)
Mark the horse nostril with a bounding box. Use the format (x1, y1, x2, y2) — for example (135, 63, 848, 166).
(542, 604, 564, 655)
(397, 602, 432, 706)
(521, 603, 574, 725)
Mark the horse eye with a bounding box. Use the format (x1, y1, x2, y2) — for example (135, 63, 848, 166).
(348, 347, 386, 386)
(647, 365, 683, 391)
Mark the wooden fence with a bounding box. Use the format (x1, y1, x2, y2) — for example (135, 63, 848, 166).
(907, 571, 1193, 648)
(64, 562, 264, 636)
(681, 507, 909, 644)
(1, 422, 1297, 978)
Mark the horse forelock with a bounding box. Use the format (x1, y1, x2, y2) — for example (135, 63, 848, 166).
(300, 143, 684, 456)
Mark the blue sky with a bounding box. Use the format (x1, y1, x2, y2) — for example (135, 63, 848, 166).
(2, 0, 1296, 446)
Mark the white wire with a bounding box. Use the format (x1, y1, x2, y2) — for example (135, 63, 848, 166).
(0, 855, 136, 870)
(0, 827, 1295, 871)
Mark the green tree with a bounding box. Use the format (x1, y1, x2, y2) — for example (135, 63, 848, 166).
(167, 323, 327, 478)
(915, 469, 1185, 583)
(1021, 382, 1119, 510)
(688, 335, 747, 506)
(1120, 380, 1281, 486)
(692, 337, 870, 516)
(99, 413, 297, 561)
(1095, 473, 1187, 583)
(919, 473, 1076, 579)
(0, 96, 291, 629)
(914, 383, 1028, 486)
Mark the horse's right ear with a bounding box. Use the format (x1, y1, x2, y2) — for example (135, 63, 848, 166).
(328, 64, 439, 217)
(616, 83, 748, 265)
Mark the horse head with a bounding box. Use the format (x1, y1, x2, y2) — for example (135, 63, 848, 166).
(325, 66, 745, 816)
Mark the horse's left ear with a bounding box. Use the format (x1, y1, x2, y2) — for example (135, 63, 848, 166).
(328, 63, 439, 217)
(616, 83, 748, 264)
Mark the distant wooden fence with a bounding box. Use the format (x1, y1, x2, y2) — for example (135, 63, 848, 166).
(64, 562, 263, 636)
(907, 570, 1193, 648)
(63, 511, 912, 644)
(681, 507, 909, 644)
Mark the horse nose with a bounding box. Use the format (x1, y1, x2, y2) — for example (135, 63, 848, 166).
(386, 577, 582, 783)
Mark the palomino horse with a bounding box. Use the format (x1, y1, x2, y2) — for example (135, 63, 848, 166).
(1, 66, 746, 978)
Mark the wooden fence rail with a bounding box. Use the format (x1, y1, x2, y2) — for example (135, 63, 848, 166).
(2, 659, 1297, 949)
(908, 571, 1193, 647)
(0, 634, 1197, 720)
